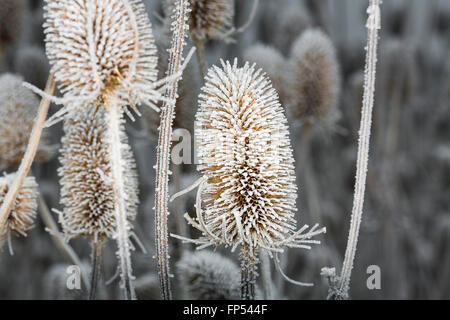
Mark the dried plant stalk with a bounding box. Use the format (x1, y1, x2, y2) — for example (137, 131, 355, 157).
(337, 0, 381, 299)
(89, 236, 106, 300)
(240, 244, 258, 300)
(154, 0, 191, 300)
(0, 74, 55, 232)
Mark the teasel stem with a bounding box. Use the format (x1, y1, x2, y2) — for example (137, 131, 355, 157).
(192, 36, 207, 80)
(105, 98, 136, 300)
(240, 244, 259, 300)
(338, 0, 381, 299)
(154, 0, 190, 300)
(260, 250, 274, 299)
(0, 74, 55, 234)
(89, 236, 106, 300)
(37, 192, 89, 290)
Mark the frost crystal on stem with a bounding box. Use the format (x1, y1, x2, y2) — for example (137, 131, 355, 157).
(154, 0, 192, 300)
(334, 0, 382, 300)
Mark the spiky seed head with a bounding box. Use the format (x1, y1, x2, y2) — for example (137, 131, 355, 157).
(0, 73, 54, 169)
(379, 39, 417, 106)
(166, 0, 234, 41)
(195, 59, 298, 252)
(14, 45, 50, 90)
(176, 250, 240, 299)
(244, 44, 287, 105)
(287, 29, 340, 122)
(43, 0, 158, 117)
(273, 3, 312, 56)
(58, 106, 139, 241)
(0, 0, 25, 47)
(0, 173, 38, 242)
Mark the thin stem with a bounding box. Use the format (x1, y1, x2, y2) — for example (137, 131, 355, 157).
(240, 244, 258, 300)
(154, 0, 190, 300)
(105, 99, 135, 300)
(89, 236, 106, 300)
(193, 36, 207, 80)
(338, 0, 381, 299)
(260, 250, 274, 299)
(37, 193, 90, 290)
(0, 74, 55, 233)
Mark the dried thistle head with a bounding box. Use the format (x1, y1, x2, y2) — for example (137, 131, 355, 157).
(40, 0, 159, 124)
(176, 250, 240, 299)
(287, 29, 340, 123)
(0, 173, 38, 248)
(272, 3, 312, 56)
(58, 106, 139, 241)
(166, 0, 234, 41)
(174, 60, 325, 255)
(0, 0, 25, 47)
(243, 44, 287, 105)
(0, 73, 54, 169)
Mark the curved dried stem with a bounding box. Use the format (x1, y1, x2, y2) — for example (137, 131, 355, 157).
(154, 0, 190, 300)
(337, 0, 381, 299)
(0, 74, 55, 233)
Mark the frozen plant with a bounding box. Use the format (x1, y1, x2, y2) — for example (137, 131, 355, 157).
(0, 173, 38, 255)
(172, 59, 326, 300)
(176, 251, 240, 300)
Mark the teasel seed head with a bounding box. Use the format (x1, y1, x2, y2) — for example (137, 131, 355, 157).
(57, 106, 139, 241)
(40, 0, 159, 124)
(287, 29, 340, 123)
(0, 73, 54, 169)
(166, 0, 234, 41)
(185, 59, 325, 254)
(244, 44, 287, 105)
(0, 173, 38, 250)
(176, 250, 241, 299)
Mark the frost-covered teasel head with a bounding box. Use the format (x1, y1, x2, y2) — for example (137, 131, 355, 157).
(166, 0, 234, 41)
(57, 107, 139, 242)
(173, 60, 325, 256)
(0, 173, 38, 253)
(0, 73, 54, 169)
(176, 250, 240, 299)
(287, 29, 340, 123)
(30, 0, 162, 126)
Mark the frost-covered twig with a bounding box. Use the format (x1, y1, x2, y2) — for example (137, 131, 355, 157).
(154, 0, 191, 300)
(89, 237, 106, 300)
(0, 74, 55, 232)
(337, 0, 382, 300)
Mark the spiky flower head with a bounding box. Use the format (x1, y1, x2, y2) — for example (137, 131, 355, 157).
(57, 106, 139, 241)
(176, 250, 240, 299)
(0, 173, 38, 247)
(287, 29, 340, 122)
(0, 73, 54, 169)
(38, 0, 159, 125)
(174, 60, 325, 255)
(166, 0, 234, 41)
(244, 44, 287, 105)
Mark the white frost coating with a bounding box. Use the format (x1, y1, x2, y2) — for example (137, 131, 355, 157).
(26, 0, 172, 127)
(106, 99, 136, 300)
(337, 0, 382, 300)
(154, 0, 191, 300)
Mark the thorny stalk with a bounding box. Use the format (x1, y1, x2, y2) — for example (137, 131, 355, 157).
(240, 244, 258, 300)
(89, 236, 106, 300)
(0, 74, 55, 234)
(154, 0, 191, 300)
(105, 99, 136, 300)
(337, 0, 381, 299)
